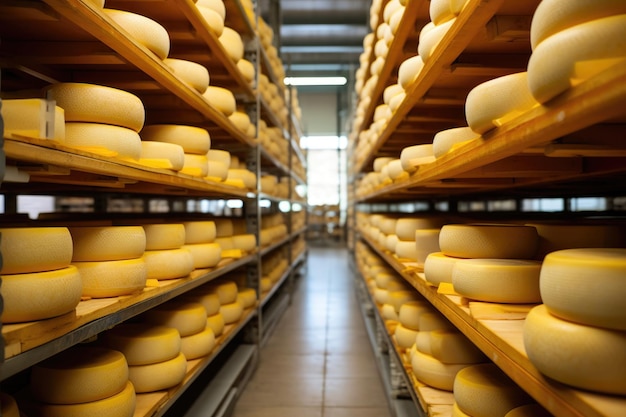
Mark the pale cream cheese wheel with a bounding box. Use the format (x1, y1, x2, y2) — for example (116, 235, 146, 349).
(46, 82, 145, 131)
(140, 124, 211, 155)
(220, 300, 244, 324)
(129, 352, 187, 393)
(228, 111, 251, 133)
(419, 18, 456, 63)
(196, 0, 226, 20)
(381, 304, 399, 321)
(415, 228, 441, 264)
(65, 123, 142, 160)
(524, 305, 626, 395)
(164, 58, 209, 94)
(389, 7, 405, 35)
(196, 5, 225, 36)
(104, 9, 170, 60)
(207, 149, 231, 166)
(236, 59, 255, 83)
(181, 154, 209, 177)
(430, 330, 485, 364)
(203, 86, 236, 116)
(396, 217, 447, 241)
(430, 0, 455, 25)
(398, 55, 424, 89)
(387, 159, 408, 180)
(218, 27, 244, 62)
(102, 323, 181, 365)
(400, 144, 435, 172)
(206, 160, 229, 181)
(210, 280, 238, 304)
(395, 323, 420, 350)
(184, 291, 221, 316)
(433, 127, 479, 158)
(388, 91, 406, 112)
(439, 224, 539, 259)
(0, 227, 73, 274)
(70, 226, 146, 261)
(398, 300, 432, 330)
(206, 313, 225, 336)
(238, 288, 257, 308)
(383, 84, 404, 105)
(140, 141, 185, 170)
(74, 258, 147, 298)
(424, 252, 461, 286)
(411, 349, 471, 391)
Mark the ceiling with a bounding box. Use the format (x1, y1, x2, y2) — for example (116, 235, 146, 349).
(260, 0, 370, 77)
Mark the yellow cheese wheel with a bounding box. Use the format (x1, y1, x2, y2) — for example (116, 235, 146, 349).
(196, 5, 225, 36)
(46, 82, 145, 131)
(395, 323, 420, 350)
(389, 7, 405, 35)
(143, 248, 194, 280)
(183, 221, 216, 244)
(452, 259, 543, 303)
(424, 252, 461, 286)
(1, 266, 83, 323)
(430, 0, 455, 25)
(530, 0, 626, 50)
(1, 98, 66, 141)
(238, 288, 257, 308)
(140, 124, 211, 155)
(140, 141, 185, 170)
(430, 330, 485, 364)
(0, 227, 73, 274)
(164, 58, 210, 94)
(206, 160, 229, 181)
(504, 404, 552, 417)
(432, 127, 479, 158)
(104, 9, 170, 59)
(219, 300, 244, 324)
(218, 27, 244, 62)
(196, 0, 226, 19)
(30, 380, 135, 417)
(374, 272, 399, 289)
(206, 312, 225, 336)
(180, 327, 215, 359)
(260, 277, 272, 293)
(415, 228, 441, 264)
(439, 224, 539, 259)
(381, 303, 399, 321)
(182, 243, 221, 268)
(383, 84, 404, 105)
(129, 352, 187, 393)
(70, 226, 146, 262)
(210, 280, 238, 304)
(398, 301, 432, 331)
(232, 234, 256, 251)
(388, 290, 423, 313)
(143, 224, 185, 250)
(227, 168, 256, 189)
(398, 55, 424, 89)
(465, 72, 539, 134)
(144, 301, 207, 337)
(373, 157, 394, 173)
(453, 364, 533, 417)
(412, 349, 471, 391)
(385, 234, 399, 252)
(103, 323, 181, 365)
(379, 216, 398, 235)
(419, 18, 455, 62)
(416, 331, 433, 355)
(184, 291, 221, 316)
(419, 311, 454, 332)
(203, 86, 237, 116)
(65, 122, 142, 160)
(394, 240, 418, 260)
(383, 0, 402, 23)
(74, 258, 146, 298)
(31, 346, 128, 404)
(540, 248, 626, 330)
(236, 59, 255, 83)
(395, 217, 447, 240)
(400, 144, 435, 172)
(387, 159, 408, 180)
(0, 392, 20, 417)
(216, 236, 235, 250)
(181, 153, 209, 177)
(207, 149, 231, 166)
(228, 111, 251, 133)
(525, 304, 626, 395)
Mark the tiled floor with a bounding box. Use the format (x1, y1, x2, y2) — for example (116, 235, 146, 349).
(232, 246, 392, 417)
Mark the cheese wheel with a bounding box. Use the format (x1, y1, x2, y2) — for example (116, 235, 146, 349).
(1, 266, 83, 323)
(398, 301, 432, 330)
(395, 240, 419, 261)
(183, 221, 216, 244)
(0, 392, 19, 417)
(216, 236, 235, 250)
(530, 0, 626, 50)
(375, 38, 389, 58)
(228, 111, 251, 132)
(373, 157, 394, 173)
(236, 59, 255, 83)
(374, 272, 398, 289)
(164, 58, 209, 94)
(411, 349, 471, 391)
(65, 122, 142, 160)
(196, 0, 226, 20)
(452, 259, 542, 303)
(238, 288, 257, 308)
(181, 153, 209, 177)
(144, 301, 207, 336)
(530, 222, 625, 259)
(383, 84, 404, 105)
(103, 323, 181, 365)
(379, 217, 398, 235)
(419, 311, 454, 332)
(465, 72, 539, 134)
(419, 18, 455, 62)
(424, 252, 460, 286)
(220, 300, 244, 324)
(433, 127, 479, 158)
(430, 0, 455, 25)
(232, 234, 256, 251)
(203, 86, 236, 116)
(454, 364, 533, 417)
(395, 323, 420, 350)
(210, 280, 238, 304)
(388, 290, 422, 313)
(387, 159, 408, 180)
(129, 352, 187, 393)
(383, 0, 402, 23)
(389, 7, 405, 35)
(0, 227, 73, 274)
(388, 90, 406, 112)
(180, 327, 215, 359)
(31, 346, 128, 404)
(504, 404, 552, 417)
(415, 228, 441, 264)
(182, 243, 222, 268)
(439, 224, 539, 259)
(540, 248, 626, 330)
(400, 144, 435, 172)
(206, 313, 225, 336)
(104, 9, 170, 59)
(381, 303, 399, 321)
(386, 234, 399, 252)
(184, 291, 221, 316)
(207, 149, 231, 166)
(140, 125, 211, 155)
(196, 5, 225, 36)
(140, 141, 185, 170)
(430, 331, 485, 364)
(143, 248, 194, 280)
(398, 55, 424, 89)
(70, 226, 145, 262)
(227, 168, 256, 189)
(1, 98, 65, 141)
(74, 258, 147, 298)
(396, 217, 447, 240)
(206, 160, 229, 181)
(373, 288, 389, 305)
(31, 380, 135, 417)
(218, 27, 244, 62)
(452, 402, 472, 417)
(46, 82, 144, 131)
(143, 224, 185, 250)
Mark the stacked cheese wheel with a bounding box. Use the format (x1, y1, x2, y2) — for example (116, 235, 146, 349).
(437, 224, 543, 304)
(26, 346, 136, 417)
(182, 221, 222, 268)
(432, 126, 479, 159)
(206, 149, 231, 181)
(141, 223, 194, 280)
(70, 226, 147, 298)
(141, 125, 211, 177)
(394, 216, 446, 264)
(0, 227, 82, 323)
(261, 250, 289, 294)
(260, 213, 288, 246)
(453, 363, 532, 416)
(225, 155, 257, 190)
(184, 285, 226, 338)
(46, 83, 145, 160)
(194, 0, 226, 36)
(527, 0, 626, 103)
(524, 248, 626, 395)
(1, 98, 66, 141)
(420, 0, 464, 64)
(104, 9, 170, 60)
(208, 280, 244, 324)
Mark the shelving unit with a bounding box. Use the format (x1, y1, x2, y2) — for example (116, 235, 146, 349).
(0, 0, 306, 415)
(349, 1, 626, 416)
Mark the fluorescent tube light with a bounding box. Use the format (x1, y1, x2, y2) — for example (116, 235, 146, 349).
(284, 76, 347, 86)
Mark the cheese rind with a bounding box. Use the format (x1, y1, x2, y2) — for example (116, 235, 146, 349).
(129, 352, 187, 393)
(143, 302, 207, 337)
(74, 258, 147, 298)
(411, 349, 470, 391)
(143, 224, 186, 250)
(143, 248, 195, 280)
(433, 127, 479, 158)
(140, 141, 185, 171)
(196, 5, 225, 36)
(140, 125, 211, 155)
(424, 252, 460, 286)
(398, 301, 431, 330)
(439, 224, 538, 259)
(398, 55, 424, 89)
(182, 243, 222, 268)
(206, 313, 225, 336)
(203, 86, 237, 116)
(219, 300, 244, 324)
(184, 291, 221, 316)
(104, 9, 170, 59)
(103, 323, 181, 365)
(210, 280, 239, 304)
(183, 221, 217, 244)
(180, 327, 216, 359)
(164, 58, 209, 94)
(430, 330, 485, 364)
(218, 27, 244, 62)
(70, 226, 146, 262)
(419, 18, 456, 62)
(394, 323, 420, 350)
(0, 227, 73, 274)
(65, 123, 142, 160)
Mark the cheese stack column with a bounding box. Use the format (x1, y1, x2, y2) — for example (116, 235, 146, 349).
(210, 280, 244, 325)
(182, 221, 222, 269)
(185, 284, 226, 337)
(230, 218, 257, 253)
(524, 249, 626, 395)
(394, 217, 446, 264)
(0, 227, 83, 323)
(70, 226, 147, 298)
(26, 346, 136, 417)
(142, 223, 194, 280)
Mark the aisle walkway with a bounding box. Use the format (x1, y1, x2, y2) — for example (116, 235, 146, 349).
(233, 246, 392, 417)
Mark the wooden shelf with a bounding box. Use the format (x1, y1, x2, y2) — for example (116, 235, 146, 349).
(359, 233, 626, 417)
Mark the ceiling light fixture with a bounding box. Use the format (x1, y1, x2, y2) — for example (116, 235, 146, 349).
(284, 76, 347, 86)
